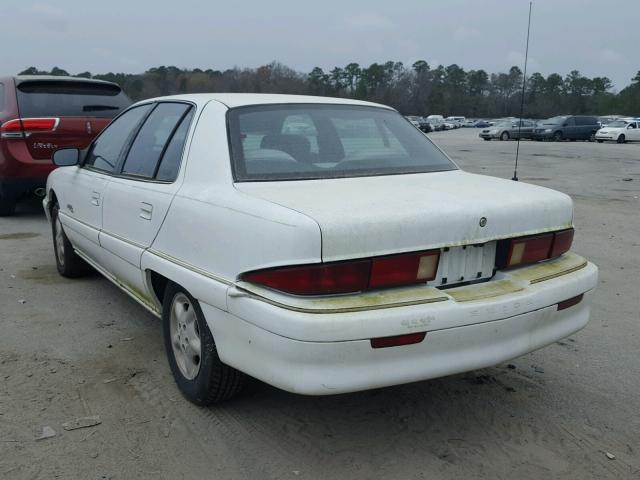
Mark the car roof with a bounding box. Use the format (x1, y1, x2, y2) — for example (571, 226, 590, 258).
(13, 75, 120, 86)
(133, 93, 395, 110)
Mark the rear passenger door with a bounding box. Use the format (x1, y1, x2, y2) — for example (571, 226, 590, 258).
(563, 117, 577, 139)
(99, 102, 195, 290)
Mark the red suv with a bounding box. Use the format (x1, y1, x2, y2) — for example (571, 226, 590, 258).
(0, 76, 131, 215)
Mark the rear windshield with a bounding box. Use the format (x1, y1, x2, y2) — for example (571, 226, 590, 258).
(17, 80, 131, 118)
(228, 104, 456, 181)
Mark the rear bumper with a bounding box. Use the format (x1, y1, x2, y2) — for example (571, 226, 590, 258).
(200, 254, 598, 394)
(204, 292, 593, 395)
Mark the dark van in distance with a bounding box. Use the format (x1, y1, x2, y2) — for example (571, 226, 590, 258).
(0, 76, 131, 215)
(531, 115, 599, 142)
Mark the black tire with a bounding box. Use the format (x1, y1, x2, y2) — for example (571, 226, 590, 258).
(51, 203, 90, 277)
(483, 138, 491, 141)
(0, 195, 16, 216)
(597, 140, 604, 143)
(500, 131, 510, 141)
(163, 283, 245, 405)
(553, 131, 563, 142)
(588, 133, 595, 142)
(617, 135, 625, 144)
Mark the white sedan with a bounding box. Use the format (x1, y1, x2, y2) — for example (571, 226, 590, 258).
(595, 119, 640, 143)
(43, 94, 598, 404)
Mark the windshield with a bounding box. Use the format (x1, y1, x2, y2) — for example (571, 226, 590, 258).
(228, 104, 456, 182)
(17, 80, 131, 118)
(607, 120, 628, 128)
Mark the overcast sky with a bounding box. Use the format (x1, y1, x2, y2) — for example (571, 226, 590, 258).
(1, 0, 637, 90)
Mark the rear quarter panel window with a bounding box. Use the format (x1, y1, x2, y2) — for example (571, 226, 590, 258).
(155, 108, 194, 182)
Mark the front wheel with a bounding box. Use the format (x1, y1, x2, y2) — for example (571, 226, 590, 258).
(500, 131, 510, 141)
(52, 204, 90, 277)
(163, 283, 245, 405)
(553, 131, 563, 142)
(617, 134, 626, 144)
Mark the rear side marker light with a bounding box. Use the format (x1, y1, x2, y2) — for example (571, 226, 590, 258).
(557, 294, 583, 311)
(0, 118, 60, 138)
(371, 332, 427, 349)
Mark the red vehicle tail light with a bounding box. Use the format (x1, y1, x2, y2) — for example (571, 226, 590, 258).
(369, 250, 440, 288)
(241, 260, 371, 295)
(550, 228, 574, 258)
(241, 249, 441, 295)
(0, 118, 59, 138)
(371, 332, 426, 349)
(507, 233, 554, 267)
(497, 228, 574, 269)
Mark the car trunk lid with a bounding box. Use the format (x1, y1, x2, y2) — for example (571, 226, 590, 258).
(235, 170, 573, 265)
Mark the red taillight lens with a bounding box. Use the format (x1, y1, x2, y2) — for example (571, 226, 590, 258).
(498, 228, 574, 269)
(0, 118, 59, 138)
(550, 228, 574, 258)
(370, 250, 440, 288)
(507, 233, 554, 267)
(241, 249, 440, 295)
(241, 260, 371, 295)
(371, 332, 426, 349)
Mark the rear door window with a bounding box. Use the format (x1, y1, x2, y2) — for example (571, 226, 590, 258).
(121, 103, 192, 179)
(85, 104, 153, 173)
(16, 80, 131, 118)
(155, 108, 194, 182)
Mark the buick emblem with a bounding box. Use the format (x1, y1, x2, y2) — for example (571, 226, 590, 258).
(479, 217, 487, 227)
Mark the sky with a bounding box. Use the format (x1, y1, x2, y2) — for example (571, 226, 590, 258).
(1, 0, 638, 90)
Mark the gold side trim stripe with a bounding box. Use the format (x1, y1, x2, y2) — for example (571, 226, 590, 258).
(146, 249, 233, 286)
(529, 261, 588, 284)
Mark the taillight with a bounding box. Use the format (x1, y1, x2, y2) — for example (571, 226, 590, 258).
(0, 118, 59, 138)
(550, 228, 574, 258)
(497, 228, 574, 269)
(369, 251, 440, 288)
(241, 249, 440, 295)
(241, 260, 371, 295)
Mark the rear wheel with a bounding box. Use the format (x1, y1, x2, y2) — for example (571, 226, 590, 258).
(52, 203, 90, 277)
(500, 131, 510, 141)
(553, 131, 563, 142)
(163, 283, 245, 405)
(588, 133, 595, 142)
(0, 195, 16, 216)
(617, 134, 626, 144)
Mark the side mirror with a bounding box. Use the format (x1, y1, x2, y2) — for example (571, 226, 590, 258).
(52, 148, 80, 166)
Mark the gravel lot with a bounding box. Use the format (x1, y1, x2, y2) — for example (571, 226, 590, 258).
(1, 128, 639, 479)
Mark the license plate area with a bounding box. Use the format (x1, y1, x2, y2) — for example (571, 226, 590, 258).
(427, 242, 496, 287)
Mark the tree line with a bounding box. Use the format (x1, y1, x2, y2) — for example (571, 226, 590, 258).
(19, 62, 640, 119)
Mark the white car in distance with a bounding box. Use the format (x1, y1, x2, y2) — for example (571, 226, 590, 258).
(595, 118, 640, 143)
(44, 94, 598, 404)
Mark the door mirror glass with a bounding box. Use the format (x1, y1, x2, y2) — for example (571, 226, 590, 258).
(52, 148, 80, 166)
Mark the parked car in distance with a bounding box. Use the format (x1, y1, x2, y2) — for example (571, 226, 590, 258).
(405, 116, 422, 129)
(479, 119, 537, 141)
(531, 115, 599, 141)
(417, 118, 433, 133)
(0, 75, 131, 215)
(44, 94, 598, 404)
(473, 120, 491, 128)
(595, 118, 640, 143)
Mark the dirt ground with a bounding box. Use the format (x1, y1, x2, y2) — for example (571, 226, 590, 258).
(1, 128, 639, 479)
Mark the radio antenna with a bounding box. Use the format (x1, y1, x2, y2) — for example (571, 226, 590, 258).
(513, 1, 533, 181)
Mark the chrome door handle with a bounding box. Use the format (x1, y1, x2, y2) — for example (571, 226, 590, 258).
(91, 191, 100, 206)
(139, 202, 153, 220)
